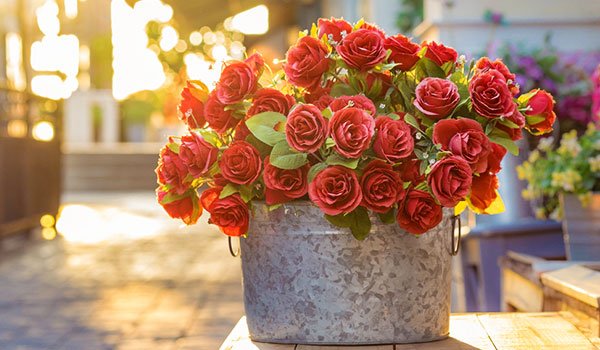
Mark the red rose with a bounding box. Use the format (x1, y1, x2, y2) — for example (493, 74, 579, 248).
(318, 17, 352, 43)
(286, 104, 328, 153)
(204, 92, 240, 134)
(486, 143, 506, 173)
(244, 52, 265, 76)
(304, 85, 334, 110)
(413, 77, 460, 120)
(179, 131, 218, 178)
(219, 141, 262, 185)
(384, 34, 420, 71)
(475, 57, 518, 95)
(308, 165, 362, 215)
(329, 107, 375, 158)
(395, 158, 425, 184)
(524, 89, 556, 133)
(215, 61, 258, 105)
(179, 81, 207, 128)
(201, 187, 249, 237)
(469, 172, 499, 213)
(263, 156, 309, 205)
(337, 29, 386, 71)
(422, 41, 458, 67)
(373, 115, 414, 163)
(427, 155, 472, 207)
(433, 118, 491, 173)
(359, 22, 386, 39)
(248, 88, 296, 117)
(233, 117, 252, 141)
(329, 95, 376, 115)
(360, 160, 405, 213)
(397, 189, 443, 235)
(469, 69, 517, 120)
(157, 187, 201, 225)
(156, 142, 190, 195)
(284, 36, 331, 90)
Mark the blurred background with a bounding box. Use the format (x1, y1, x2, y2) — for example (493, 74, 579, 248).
(0, 0, 599, 349)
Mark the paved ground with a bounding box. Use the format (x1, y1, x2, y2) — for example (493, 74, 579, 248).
(0, 192, 244, 350)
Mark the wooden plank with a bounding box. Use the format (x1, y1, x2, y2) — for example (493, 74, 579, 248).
(219, 317, 295, 350)
(477, 312, 597, 349)
(395, 314, 496, 350)
(502, 268, 544, 312)
(560, 311, 600, 349)
(541, 265, 600, 308)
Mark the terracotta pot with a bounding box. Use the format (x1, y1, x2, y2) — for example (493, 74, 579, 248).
(239, 201, 455, 345)
(561, 193, 600, 260)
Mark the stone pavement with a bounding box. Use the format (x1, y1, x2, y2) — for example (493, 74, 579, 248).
(0, 192, 244, 350)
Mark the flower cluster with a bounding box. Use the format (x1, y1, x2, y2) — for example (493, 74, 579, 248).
(156, 18, 555, 239)
(518, 123, 600, 219)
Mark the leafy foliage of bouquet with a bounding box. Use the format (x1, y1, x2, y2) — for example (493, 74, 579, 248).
(156, 18, 555, 240)
(518, 123, 600, 219)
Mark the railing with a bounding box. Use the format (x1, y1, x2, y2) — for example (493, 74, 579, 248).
(0, 87, 62, 238)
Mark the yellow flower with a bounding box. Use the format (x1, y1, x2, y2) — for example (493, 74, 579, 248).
(585, 122, 597, 136)
(578, 192, 593, 207)
(557, 137, 581, 157)
(538, 136, 554, 151)
(590, 155, 600, 172)
(528, 150, 540, 163)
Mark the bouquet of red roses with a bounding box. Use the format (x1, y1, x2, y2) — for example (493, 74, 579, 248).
(156, 18, 556, 239)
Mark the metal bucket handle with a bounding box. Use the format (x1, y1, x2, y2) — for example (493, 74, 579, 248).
(228, 236, 240, 257)
(450, 215, 461, 256)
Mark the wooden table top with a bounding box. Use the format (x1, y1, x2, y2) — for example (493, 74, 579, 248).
(220, 312, 600, 349)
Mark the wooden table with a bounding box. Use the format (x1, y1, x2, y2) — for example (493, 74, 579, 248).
(220, 312, 600, 349)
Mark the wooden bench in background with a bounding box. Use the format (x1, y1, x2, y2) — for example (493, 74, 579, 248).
(220, 312, 600, 349)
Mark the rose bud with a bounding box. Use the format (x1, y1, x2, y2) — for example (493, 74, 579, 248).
(433, 118, 491, 173)
(413, 77, 460, 120)
(204, 91, 240, 134)
(157, 187, 202, 225)
(156, 142, 190, 195)
(486, 143, 507, 174)
(427, 155, 473, 207)
(497, 109, 526, 141)
(329, 107, 375, 158)
(219, 141, 262, 185)
(215, 61, 258, 105)
(337, 29, 387, 71)
(397, 189, 443, 235)
(469, 69, 517, 120)
(384, 34, 420, 71)
(329, 95, 377, 115)
(524, 89, 556, 134)
(179, 131, 218, 178)
(475, 57, 519, 95)
(179, 81, 208, 128)
(373, 115, 414, 163)
(469, 172, 499, 213)
(308, 165, 362, 216)
(244, 52, 265, 76)
(360, 160, 405, 213)
(286, 104, 328, 153)
(202, 188, 249, 237)
(263, 156, 310, 205)
(248, 88, 296, 117)
(284, 36, 331, 90)
(318, 17, 352, 43)
(422, 41, 458, 67)
(233, 117, 252, 142)
(395, 158, 426, 184)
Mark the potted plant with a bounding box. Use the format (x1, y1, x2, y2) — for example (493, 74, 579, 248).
(155, 18, 555, 344)
(518, 122, 600, 261)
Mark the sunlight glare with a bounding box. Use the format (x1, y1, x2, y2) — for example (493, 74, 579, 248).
(231, 5, 269, 35)
(32, 121, 55, 142)
(159, 25, 178, 51)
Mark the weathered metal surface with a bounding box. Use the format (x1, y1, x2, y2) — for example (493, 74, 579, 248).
(561, 193, 600, 261)
(240, 201, 454, 345)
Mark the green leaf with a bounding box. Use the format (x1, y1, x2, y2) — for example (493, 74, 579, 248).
(498, 118, 519, 129)
(488, 130, 519, 156)
(159, 190, 187, 205)
(526, 114, 545, 125)
(219, 183, 239, 199)
(269, 203, 282, 211)
(307, 162, 327, 183)
(403, 113, 422, 132)
(322, 107, 333, 119)
(167, 142, 179, 153)
(245, 134, 272, 158)
(325, 137, 336, 149)
(378, 208, 396, 224)
(239, 185, 254, 202)
(245, 111, 287, 146)
(196, 129, 221, 147)
(326, 152, 359, 169)
(325, 207, 372, 240)
(330, 82, 357, 97)
(441, 61, 454, 76)
(270, 141, 308, 169)
(415, 57, 446, 80)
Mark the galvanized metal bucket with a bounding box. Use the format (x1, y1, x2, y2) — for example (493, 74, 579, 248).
(239, 201, 456, 345)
